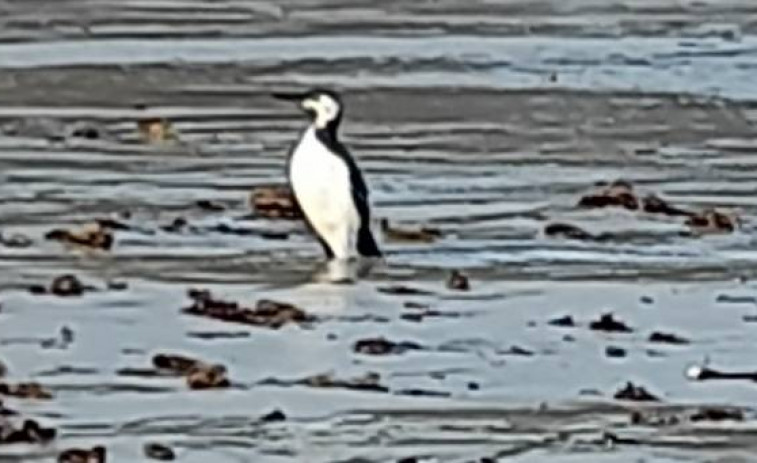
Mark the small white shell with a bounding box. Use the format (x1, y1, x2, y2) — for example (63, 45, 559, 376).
(685, 364, 704, 380)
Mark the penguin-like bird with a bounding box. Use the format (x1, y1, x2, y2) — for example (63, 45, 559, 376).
(273, 89, 382, 260)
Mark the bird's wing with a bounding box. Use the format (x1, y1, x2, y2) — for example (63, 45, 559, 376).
(330, 141, 371, 219)
(331, 141, 382, 257)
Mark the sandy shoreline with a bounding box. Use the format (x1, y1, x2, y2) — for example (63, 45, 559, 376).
(2, 2, 757, 461)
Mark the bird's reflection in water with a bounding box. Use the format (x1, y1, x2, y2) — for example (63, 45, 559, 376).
(312, 257, 382, 284)
(280, 258, 384, 315)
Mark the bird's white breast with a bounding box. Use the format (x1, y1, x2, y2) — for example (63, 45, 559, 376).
(289, 126, 360, 258)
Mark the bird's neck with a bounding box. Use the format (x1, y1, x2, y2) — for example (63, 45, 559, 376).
(311, 120, 340, 146)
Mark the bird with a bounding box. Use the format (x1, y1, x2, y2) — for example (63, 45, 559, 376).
(273, 89, 382, 260)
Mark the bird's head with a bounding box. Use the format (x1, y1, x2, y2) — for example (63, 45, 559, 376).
(273, 89, 343, 131)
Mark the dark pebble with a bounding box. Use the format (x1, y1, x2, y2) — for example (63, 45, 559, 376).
(187, 331, 250, 340)
(589, 313, 633, 333)
(400, 312, 424, 322)
(544, 222, 596, 240)
(161, 217, 189, 233)
(259, 230, 290, 240)
(51, 274, 86, 297)
(378, 285, 434, 296)
(446, 269, 470, 291)
(394, 388, 451, 398)
(60, 326, 75, 345)
(690, 407, 743, 422)
(716, 294, 757, 304)
(195, 200, 226, 212)
(106, 280, 129, 291)
(613, 381, 660, 402)
(144, 443, 176, 461)
(28, 284, 48, 295)
(211, 223, 257, 236)
(498, 345, 534, 356)
(0, 232, 33, 248)
(648, 331, 690, 345)
(403, 301, 429, 309)
(70, 125, 101, 140)
(605, 346, 627, 358)
(548, 315, 576, 327)
(95, 217, 132, 231)
(260, 409, 287, 423)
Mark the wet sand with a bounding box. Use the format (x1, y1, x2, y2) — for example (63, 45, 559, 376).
(2, 1, 757, 462)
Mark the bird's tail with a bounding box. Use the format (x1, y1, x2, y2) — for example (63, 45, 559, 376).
(357, 225, 382, 257)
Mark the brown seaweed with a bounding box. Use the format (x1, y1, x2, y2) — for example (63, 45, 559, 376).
(57, 445, 106, 463)
(684, 208, 737, 234)
(182, 289, 316, 329)
(353, 337, 424, 356)
(1, 419, 56, 445)
(250, 186, 301, 219)
(152, 353, 230, 390)
(380, 218, 441, 243)
(578, 180, 639, 210)
(137, 117, 177, 144)
(45, 223, 113, 250)
(262, 371, 389, 393)
(0, 382, 53, 400)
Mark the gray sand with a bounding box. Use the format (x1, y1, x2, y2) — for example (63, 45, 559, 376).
(1, 1, 757, 462)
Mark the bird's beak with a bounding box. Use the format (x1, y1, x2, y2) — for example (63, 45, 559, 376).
(271, 91, 307, 103)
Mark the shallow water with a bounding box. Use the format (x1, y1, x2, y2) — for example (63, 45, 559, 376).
(2, 1, 757, 462)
